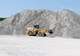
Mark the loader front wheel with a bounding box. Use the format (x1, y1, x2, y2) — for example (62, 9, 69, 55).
(42, 33, 46, 37)
(28, 31, 33, 36)
(38, 32, 42, 36)
(38, 32, 46, 37)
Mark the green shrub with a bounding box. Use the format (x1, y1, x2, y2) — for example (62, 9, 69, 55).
(0, 18, 6, 21)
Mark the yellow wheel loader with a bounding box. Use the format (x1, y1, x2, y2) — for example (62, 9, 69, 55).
(25, 25, 47, 37)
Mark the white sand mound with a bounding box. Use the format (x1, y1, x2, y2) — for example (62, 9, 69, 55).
(0, 9, 80, 38)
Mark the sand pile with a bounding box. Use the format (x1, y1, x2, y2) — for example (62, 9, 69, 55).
(0, 9, 80, 38)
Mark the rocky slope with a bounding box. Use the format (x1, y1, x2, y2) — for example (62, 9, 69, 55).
(0, 9, 80, 38)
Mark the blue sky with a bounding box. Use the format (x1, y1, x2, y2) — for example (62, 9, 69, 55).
(0, 0, 80, 17)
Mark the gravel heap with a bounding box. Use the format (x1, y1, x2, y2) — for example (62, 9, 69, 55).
(0, 9, 80, 38)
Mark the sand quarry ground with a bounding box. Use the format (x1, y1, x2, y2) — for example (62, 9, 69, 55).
(0, 35, 80, 56)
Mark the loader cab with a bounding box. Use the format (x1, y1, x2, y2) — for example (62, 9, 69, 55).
(34, 25, 39, 29)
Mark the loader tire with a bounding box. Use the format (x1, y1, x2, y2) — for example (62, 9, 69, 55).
(28, 31, 33, 36)
(38, 32, 42, 36)
(42, 33, 46, 37)
(38, 32, 46, 37)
